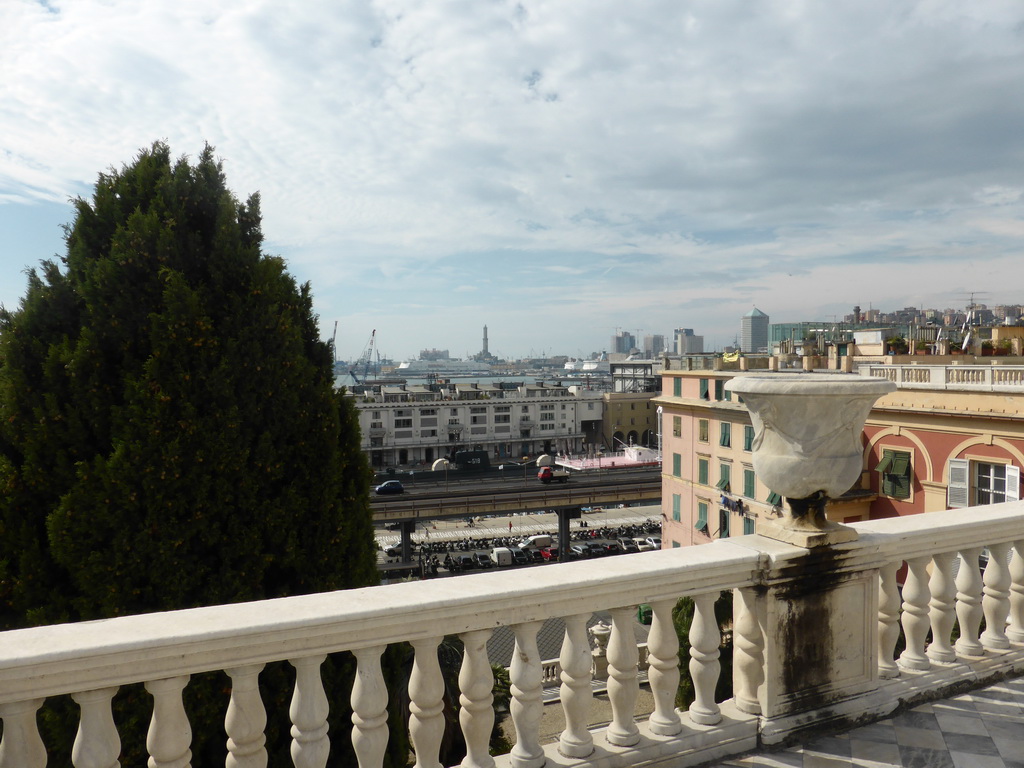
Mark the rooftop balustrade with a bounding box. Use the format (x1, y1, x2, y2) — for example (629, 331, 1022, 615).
(2, 502, 1024, 767)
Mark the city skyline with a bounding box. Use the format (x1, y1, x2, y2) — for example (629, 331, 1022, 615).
(3, 2, 1023, 360)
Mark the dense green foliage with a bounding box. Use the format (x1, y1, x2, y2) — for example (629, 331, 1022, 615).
(673, 591, 734, 709)
(0, 143, 382, 764)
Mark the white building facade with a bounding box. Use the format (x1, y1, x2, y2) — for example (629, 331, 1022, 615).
(351, 381, 603, 468)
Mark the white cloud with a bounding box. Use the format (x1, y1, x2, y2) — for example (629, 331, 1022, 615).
(2, 0, 1024, 357)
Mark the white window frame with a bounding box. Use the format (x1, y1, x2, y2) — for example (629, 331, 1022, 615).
(947, 458, 1020, 508)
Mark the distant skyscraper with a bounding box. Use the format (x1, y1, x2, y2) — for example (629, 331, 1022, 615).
(741, 308, 769, 353)
(611, 331, 636, 354)
(674, 328, 704, 355)
(643, 334, 665, 357)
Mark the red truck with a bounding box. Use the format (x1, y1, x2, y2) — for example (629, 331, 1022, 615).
(537, 466, 570, 484)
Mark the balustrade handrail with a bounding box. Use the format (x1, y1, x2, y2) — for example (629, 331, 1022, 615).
(0, 544, 761, 704)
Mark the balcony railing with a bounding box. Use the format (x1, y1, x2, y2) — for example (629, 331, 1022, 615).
(862, 364, 1024, 391)
(2, 502, 1024, 767)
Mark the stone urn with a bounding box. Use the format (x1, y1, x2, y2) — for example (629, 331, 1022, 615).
(725, 373, 895, 547)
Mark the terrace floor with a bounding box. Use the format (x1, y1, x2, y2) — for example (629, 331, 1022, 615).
(706, 675, 1024, 768)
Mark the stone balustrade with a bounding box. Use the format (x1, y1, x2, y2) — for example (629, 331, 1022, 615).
(2, 502, 1024, 768)
(862, 364, 1024, 391)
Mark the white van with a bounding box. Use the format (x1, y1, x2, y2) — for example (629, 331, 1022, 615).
(491, 547, 514, 567)
(520, 534, 553, 550)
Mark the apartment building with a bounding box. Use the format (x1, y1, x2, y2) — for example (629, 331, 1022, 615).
(351, 381, 603, 468)
(655, 364, 1024, 549)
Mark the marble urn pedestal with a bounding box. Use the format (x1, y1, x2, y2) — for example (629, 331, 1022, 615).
(725, 373, 896, 548)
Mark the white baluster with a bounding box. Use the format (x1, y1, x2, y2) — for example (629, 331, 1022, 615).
(409, 637, 444, 768)
(1008, 540, 1024, 643)
(145, 676, 192, 768)
(0, 698, 47, 768)
(927, 552, 957, 663)
(877, 561, 901, 678)
(351, 646, 389, 768)
(732, 587, 764, 714)
(981, 543, 1012, 650)
(289, 655, 330, 768)
(688, 593, 721, 725)
(72, 687, 120, 768)
(647, 598, 682, 734)
(605, 605, 640, 746)
(225, 664, 267, 768)
(558, 613, 594, 759)
(898, 556, 931, 670)
(956, 549, 985, 657)
(458, 629, 495, 768)
(509, 621, 544, 768)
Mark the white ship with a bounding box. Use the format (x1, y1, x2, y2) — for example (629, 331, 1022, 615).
(396, 358, 492, 375)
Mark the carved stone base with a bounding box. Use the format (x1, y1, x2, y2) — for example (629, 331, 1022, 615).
(758, 518, 859, 548)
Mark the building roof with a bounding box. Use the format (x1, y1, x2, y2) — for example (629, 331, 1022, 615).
(744, 307, 769, 318)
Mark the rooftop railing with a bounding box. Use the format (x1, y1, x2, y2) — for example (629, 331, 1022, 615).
(862, 364, 1024, 391)
(2, 502, 1024, 767)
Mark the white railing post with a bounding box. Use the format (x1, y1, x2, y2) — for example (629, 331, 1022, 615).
(351, 645, 389, 768)
(509, 621, 545, 768)
(458, 628, 495, 768)
(927, 552, 957, 663)
(899, 556, 931, 670)
(688, 592, 721, 726)
(605, 605, 640, 746)
(733, 586, 764, 714)
(956, 549, 986, 657)
(72, 686, 121, 768)
(557, 613, 594, 759)
(408, 637, 445, 768)
(145, 675, 192, 768)
(289, 655, 329, 768)
(647, 598, 683, 735)
(0, 698, 47, 768)
(1008, 540, 1024, 643)
(981, 543, 1012, 650)
(225, 664, 267, 768)
(877, 561, 901, 678)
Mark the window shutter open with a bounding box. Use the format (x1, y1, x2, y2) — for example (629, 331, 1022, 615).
(947, 458, 970, 508)
(1007, 465, 1021, 502)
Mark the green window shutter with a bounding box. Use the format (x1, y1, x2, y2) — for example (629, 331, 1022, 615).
(767, 491, 783, 506)
(744, 425, 754, 451)
(878, 449, 912, 500)
(699, 379, 709, 399)
(743, 517, 755, 535)
(699, 419, 709, 442)
(715, 380, 724, 400)
(721, 463, 731, 486)
(672, 493, 681, 521)
(673, 378, 681, 397)
(698, 458, 709, 485)
(744, 469, 755, 498)
(673, 453, 681, 477)
(720, 422, 731, 447)
(695, 502, 708, 531)
(719, 508, 730, 537)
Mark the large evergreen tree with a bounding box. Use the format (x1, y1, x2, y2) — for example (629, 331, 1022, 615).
(0, 143, 385, 763)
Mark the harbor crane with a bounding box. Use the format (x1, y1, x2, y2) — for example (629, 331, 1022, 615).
(350, 329, 376, 384)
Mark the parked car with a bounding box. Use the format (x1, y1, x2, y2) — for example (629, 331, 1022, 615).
(475, 552, 494, 569)
(634, 537, 656, 552)
(508, 546, 530, 565)
(618, 537, 640, 553)
(457, 554, 477, 570)
(646, 537, 662, 550)
(603, 541, 624, 555)
(570, 544, 590, 558)
(585, 542, 607, 557)
(374, 480, 405, 495)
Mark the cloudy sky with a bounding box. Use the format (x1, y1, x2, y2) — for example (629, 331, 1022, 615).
(2, 1, 1023, 361)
